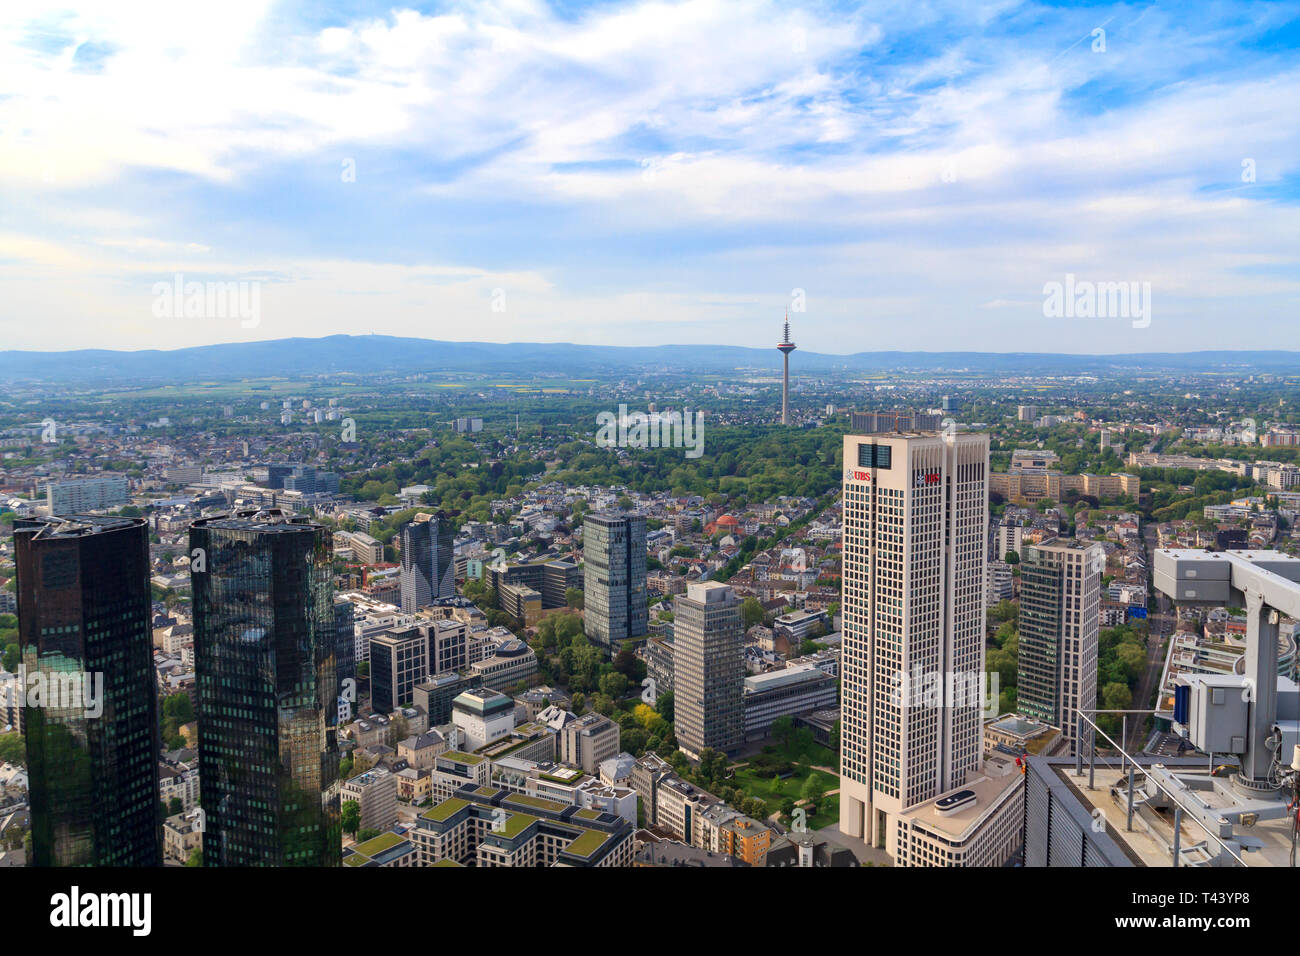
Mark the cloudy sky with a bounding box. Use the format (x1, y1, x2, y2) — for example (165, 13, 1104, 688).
(2, 0, 1298, 354)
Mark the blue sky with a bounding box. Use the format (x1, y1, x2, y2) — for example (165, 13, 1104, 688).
(2, 0, 1299, 353)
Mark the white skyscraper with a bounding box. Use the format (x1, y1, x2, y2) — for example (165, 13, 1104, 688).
(838, 430, 993, 859)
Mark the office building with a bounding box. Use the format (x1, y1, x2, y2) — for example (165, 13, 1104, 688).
(400, 513, 455, 613)
(838, 431, 991, 859)
(190, 509, 340, 866)
(986, 561, 1014, 606)
(411, 784, 634, 867)
(412, 673, 474, 726)
(1018, 538, 1105, 751)
(14, 515, 161, 866)
(425, 618, 468, 675)
(369, 627, 430, 714)
(451, 688, 516, 752)
(556, 711, 621, 774)
(486, 559, 582, 613)
(335, 596, 355, 706)
(497, 582, 542, 628)
(583, 512, 647, 650)
(742, 663, 839, 741)
(673, 581, 744, 759)
(466, 638, 539, 692)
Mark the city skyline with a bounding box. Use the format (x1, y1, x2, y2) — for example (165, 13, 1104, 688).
(6, 0, 1300, 914)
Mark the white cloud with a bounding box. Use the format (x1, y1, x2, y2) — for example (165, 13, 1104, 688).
(0, 0, 1297, 353)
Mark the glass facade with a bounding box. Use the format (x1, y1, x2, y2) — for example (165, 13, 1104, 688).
(1018, 549, 1064, 726)
(191, 511, 340, 866)
(14, 515, 161, 866)
(582, 513, 647, 650)
(399, 514, 454, 613)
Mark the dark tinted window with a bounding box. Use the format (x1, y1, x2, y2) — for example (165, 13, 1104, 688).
(857, 443, 892, 469)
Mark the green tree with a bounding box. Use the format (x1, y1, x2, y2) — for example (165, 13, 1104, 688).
(1102, 682, 1133, 711)
(0, 733, 24, 765)
(341, 800, 361, 837)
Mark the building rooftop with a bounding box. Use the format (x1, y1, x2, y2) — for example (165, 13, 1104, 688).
(1050, 759, 1299, 867)
(894, 760, 1025, 841)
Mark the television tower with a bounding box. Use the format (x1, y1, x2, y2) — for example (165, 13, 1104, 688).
(777, 314, 796, 425)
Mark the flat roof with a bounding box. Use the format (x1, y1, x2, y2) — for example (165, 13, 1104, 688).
(353, 831, 403, 856)
(1052, 762, 1298, 867)
(895, 764, 1024, 840)
(421, 797, 470, 822)
(564, 828, 612, 858)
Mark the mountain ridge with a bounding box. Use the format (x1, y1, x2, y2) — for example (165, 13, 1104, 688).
(0, 334, 1293, 383)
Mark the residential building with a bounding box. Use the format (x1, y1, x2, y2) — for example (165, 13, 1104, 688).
(163, 808, 205, 864)
(44, 476, 129, 514)
(341, 768, 398, 833)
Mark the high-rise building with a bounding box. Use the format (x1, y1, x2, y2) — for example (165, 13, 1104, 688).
(1018, 538, 1104, 751)
(399, 513, 454, 612)
(838, 431, 990, 856)
(335, 596, 355, 700)
(190, 509, 340, 866)
(673, 581, 745, 759)
(582, 512, 647, 650)
(14, 515, 161, 866)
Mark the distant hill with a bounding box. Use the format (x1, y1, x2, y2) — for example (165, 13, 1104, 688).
(0, 334, 1294, 383)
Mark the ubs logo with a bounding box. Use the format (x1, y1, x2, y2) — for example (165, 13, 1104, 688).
(844, 468, 871, 482)
(914, 472, 940, 487)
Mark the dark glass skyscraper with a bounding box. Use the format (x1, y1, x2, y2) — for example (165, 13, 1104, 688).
(334, 596, 355, 704)
(399, 512, 454, 612)
(582, 512, 647, 650)
(14, 515, 160, 866)
(191, 509, 340, 866)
